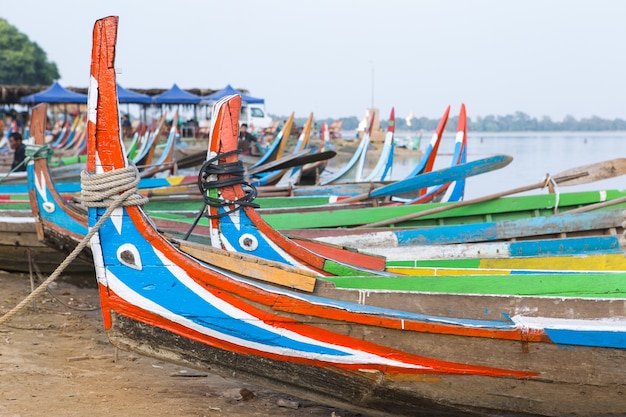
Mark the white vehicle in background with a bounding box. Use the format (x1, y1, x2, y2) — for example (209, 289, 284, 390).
(241, 102, 273, 131)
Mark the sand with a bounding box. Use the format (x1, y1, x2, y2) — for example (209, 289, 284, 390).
(0, 270, 363, 417)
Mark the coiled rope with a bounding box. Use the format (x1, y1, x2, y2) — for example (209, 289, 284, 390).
(183, 150, 259, 240)
(197, 149, 259, 219)
(0, 163, 147, 326)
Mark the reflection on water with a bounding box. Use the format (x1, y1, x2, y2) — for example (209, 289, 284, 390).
(328, 131, 626, 200)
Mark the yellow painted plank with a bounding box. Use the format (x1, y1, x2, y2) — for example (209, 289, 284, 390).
(480, 254, 626, 271)
(176, 240, 317, 292)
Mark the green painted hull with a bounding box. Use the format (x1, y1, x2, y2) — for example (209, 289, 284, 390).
(323, 271, 626, 298)
(262, 189, 626, 229)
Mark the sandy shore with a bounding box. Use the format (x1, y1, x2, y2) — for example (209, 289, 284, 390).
(0, 270, 364, 417)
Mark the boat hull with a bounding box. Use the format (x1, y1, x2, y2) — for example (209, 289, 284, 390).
(0, 210, 93, 274)
(102, 292, 626, 417)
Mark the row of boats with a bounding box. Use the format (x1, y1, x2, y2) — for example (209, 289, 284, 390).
(2, 15, 626, 417)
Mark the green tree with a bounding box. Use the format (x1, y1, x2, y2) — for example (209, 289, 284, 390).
(0, 18, 60, 85)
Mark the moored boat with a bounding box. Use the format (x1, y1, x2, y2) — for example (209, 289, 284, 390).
(77, 16, 626, 417)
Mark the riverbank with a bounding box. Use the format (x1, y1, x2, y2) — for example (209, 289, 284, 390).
(0, 270, 363, 417)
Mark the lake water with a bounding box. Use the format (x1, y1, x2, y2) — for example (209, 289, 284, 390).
(382, 131, 626, 200)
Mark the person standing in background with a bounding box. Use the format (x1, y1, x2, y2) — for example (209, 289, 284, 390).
(238, 123, 259, 156)
(9, 132, 26, 172)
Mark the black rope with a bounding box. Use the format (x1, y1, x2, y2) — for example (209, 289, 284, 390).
(197, 149, 259, 219)
(183, 149, 260, 240)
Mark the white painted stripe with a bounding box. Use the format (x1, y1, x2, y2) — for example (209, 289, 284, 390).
(333, 242, 511, 260)
(318, 231, 399, 248)
(105, 250, 429, 369)
(600, 190, 607, 202)
(88, 75, 98, 124)
(513, 315, 626, 331)
(0, 216, 35, 223)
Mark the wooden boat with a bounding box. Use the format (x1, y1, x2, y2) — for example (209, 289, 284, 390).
(0, 209, 93, 274)
(360, 108, 396, 183)
(262, 184, 626, 229)
(300, 206, 626, 246)
(405, 103, 468, 204)
(78, 17, 626, 416)
(25, 102, 389, 277)
(20, 150, 626, 275)
(320, 110, 375, 185)
(22, 108, 626, 273)
(250, 113, 313, 186)
(298, 121, 332, 184)
(402, 105, 448, 180)
(271, 112, 315, 188)
(20, 145, 624, 277)
(246, 112, 294, 170)
(132, 114, 166, 168)
(137, 111, 178, 178)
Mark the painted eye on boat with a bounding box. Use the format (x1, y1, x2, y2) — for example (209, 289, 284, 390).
(238, 233, 258, 251)
(116, 243, 143, 270)
(43, 202, 56, 213)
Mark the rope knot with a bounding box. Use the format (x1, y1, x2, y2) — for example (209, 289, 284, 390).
(80, 164, 148, 207)
(541, 173, 560, 213)
(25, 144, 53, 160)
(197, 149, 259, 219)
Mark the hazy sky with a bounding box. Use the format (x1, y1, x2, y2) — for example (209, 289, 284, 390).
(3, 0, 626, 121)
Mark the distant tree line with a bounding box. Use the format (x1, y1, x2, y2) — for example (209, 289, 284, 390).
(280, 111, 626, 133)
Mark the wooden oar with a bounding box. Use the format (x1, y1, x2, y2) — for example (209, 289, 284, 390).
(247, 150, 336, 176)
(335, 154, 513, 204)
(357, 158, 626, 228)
(566, 195, 626, 214)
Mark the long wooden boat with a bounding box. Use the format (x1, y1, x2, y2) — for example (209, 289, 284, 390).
(24, 136, 624, 278)
(319, 111, 375, 185)
(271, 112, 315, 188)
(250, 113, 313, 186)
(79, 17, 626, 416)
(298, 121, 332, 184)
(305, 207, 626, 246)
(0, 209, 93, 274)
(137, 110, 178, 178)
(246, 112, 294, 170)
(19, 106, 626, 276)
(24, 97, 622, 276)
(405, 103, 467, 204)
(402, 105, 449, 180)
(261, 187, 626, 229)
(25, 102, 390, 277)
(358, 108, 396, 183)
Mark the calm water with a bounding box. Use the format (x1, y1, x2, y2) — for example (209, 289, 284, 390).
(387, 131, 626, 200)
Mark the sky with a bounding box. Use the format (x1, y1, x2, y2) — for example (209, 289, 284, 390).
(3, 0, 626, 121)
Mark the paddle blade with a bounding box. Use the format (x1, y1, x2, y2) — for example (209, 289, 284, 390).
(369, 154, 513, 199)
(555, 158, 626, 186)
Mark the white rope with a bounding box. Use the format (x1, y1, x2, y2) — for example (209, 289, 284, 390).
(81, 164, 148, 207)
(542, 173, 561, 214)
(0, 164, 147, 326)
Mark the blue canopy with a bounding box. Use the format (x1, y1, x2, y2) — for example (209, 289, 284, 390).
(20, 81, 88, 104)
(117, 83, 153, 104)
(203, 84, 264, 104)
(153, 83, 202, 104)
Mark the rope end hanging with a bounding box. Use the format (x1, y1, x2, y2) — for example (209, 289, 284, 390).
(541, 173, 561, 213)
